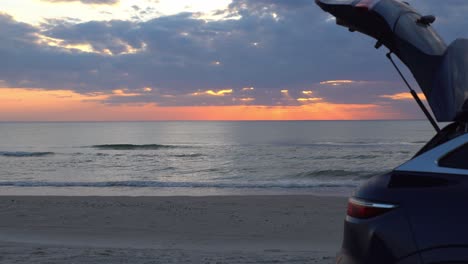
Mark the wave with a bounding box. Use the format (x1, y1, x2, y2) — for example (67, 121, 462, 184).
(133, 153, 205, 158)
(172, 153, 205, 158)
(90, 144, 183, 150)
(0, 151, 54, 157)
(411, 141, 428, 144)
(0, 180, 359, 189)
(340, 154, 379, 160)
(313, 155, 379, 160)
(309, 141, 425, 146)
(294, 169, 385, 178)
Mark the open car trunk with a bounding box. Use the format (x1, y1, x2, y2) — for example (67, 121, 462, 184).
(316, 0, 468, 122)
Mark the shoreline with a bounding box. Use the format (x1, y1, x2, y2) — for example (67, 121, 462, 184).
(0, 195, 347, 263)
(0, 186, 355, 197)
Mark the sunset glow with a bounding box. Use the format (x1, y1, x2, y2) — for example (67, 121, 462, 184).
(0, 88, 403, 121)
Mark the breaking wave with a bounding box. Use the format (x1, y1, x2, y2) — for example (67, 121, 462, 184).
(0, 151, 54, 157)
(171, 153, 205, 158)
(90, 144, 184, 150)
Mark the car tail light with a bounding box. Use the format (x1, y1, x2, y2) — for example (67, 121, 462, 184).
(347, 197, 397, 219)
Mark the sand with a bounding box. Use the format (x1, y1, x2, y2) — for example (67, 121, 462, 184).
(0, 195, 347, 263)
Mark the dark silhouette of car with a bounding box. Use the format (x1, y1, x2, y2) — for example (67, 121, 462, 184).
(316, 0, 468, 263)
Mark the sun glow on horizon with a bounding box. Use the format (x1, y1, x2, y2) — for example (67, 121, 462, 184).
(0, 88, 405, 121)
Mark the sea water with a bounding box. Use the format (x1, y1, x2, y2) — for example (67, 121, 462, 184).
(0, 121, 435, 196)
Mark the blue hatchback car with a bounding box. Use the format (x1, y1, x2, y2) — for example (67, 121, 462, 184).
(316, 0, 468, 263)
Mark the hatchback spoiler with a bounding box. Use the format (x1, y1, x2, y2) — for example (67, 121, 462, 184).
(316, 0, 468, 122)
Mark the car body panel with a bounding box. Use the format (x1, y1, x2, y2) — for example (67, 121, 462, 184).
(340, 211, 418, 263)
(421, 248, 468, 264)
(401, 182, 468, 257)
(343, 170, 468, 263)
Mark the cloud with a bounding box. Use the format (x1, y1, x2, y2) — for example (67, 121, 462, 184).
(3, 0, 382, 97)
(0, 0, 467, 117)
(239, 97, 255, 102)
(41, 0, 119, 5)
(319, 80, 356, 86)
(297, 97, 323, 103)
(191, 89, 233, 96)
(380, 92, 426, 101)
(112, 89, 141, 97)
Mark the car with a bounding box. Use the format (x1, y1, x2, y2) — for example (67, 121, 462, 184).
(315, 0, 468, 263)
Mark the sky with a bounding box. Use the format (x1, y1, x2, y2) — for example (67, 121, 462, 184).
(1, 0, 467, 121)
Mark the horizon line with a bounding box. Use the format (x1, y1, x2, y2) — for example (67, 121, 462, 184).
(0, 119, 433, 123)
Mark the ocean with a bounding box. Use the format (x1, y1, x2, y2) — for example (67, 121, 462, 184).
(0, 121, 436, 196)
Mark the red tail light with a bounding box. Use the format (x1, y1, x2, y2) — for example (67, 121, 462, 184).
(347, 198, 397, 219)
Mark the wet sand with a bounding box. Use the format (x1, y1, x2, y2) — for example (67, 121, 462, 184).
(0, 195, 347, 263)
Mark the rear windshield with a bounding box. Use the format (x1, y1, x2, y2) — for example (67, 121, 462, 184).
(414, 122, 464, 157)
(438, 143, 468, 169)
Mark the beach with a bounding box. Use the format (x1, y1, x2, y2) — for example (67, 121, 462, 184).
(0, 195, 347, 263)
(0, 121, 430, 263)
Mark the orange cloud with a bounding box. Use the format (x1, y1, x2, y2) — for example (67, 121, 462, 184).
(0, 88, 405, 121)
(112, 89, 141, 97)
(239, 97, 255, 102)
(319, 80, 355, 86)
(191, 89, 233, 96)
(380, 92, 426, 101)
(297, 97, 323, 103)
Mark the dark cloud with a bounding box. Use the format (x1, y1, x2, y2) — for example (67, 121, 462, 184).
(41, 0, 119, 4)
(1, 0, 467, 114)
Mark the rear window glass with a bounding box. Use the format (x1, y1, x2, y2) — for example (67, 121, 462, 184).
(439, 143, 468, 169)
